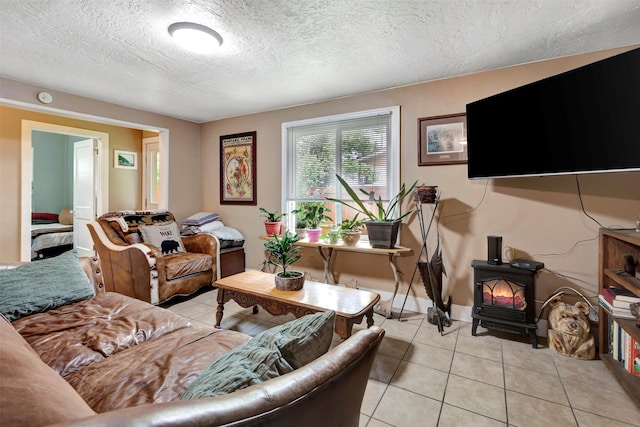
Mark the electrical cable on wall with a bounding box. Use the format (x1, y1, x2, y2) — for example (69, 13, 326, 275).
(536, 286, 599, 323)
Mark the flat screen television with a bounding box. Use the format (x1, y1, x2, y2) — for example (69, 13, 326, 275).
(466, 47, 640, 179)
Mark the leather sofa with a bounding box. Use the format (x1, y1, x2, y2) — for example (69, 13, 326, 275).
(1, 257, 384, 427)
(87, 210, 219, 304)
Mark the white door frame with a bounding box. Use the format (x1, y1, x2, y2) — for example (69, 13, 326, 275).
(21, 121, 109, 261)
(142, 136, 161, 210)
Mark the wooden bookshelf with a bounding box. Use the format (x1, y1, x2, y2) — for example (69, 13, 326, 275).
(598, 228, 640, 409)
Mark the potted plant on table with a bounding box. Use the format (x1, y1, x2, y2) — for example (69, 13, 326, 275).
(263, 233, 305, 291)
(326, 174, 417, 248)
(259, 207, 287, 236)
(321, 227, 341, 245)
(292, 202, 332, 243)
(294, 218, 309, 239)
(338, 214, 365, 246)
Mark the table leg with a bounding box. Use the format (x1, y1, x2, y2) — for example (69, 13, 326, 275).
(317, 246, 335, 284)
(333, 317, 351, 340)
(374, 253, 402, 319)
(215, 289, 225, 328)
(365, 308, 375, 328)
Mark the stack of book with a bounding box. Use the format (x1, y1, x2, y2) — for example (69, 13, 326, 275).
(599, 286, 640, 319)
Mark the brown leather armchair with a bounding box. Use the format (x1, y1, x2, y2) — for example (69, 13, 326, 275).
(87, 210, 219, 304)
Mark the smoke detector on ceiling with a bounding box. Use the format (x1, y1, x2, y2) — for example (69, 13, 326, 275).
(37, 91, 53, 104)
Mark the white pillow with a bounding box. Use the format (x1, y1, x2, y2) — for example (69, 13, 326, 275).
(138, 221, 186, 254)
(198, 220, 224, 234)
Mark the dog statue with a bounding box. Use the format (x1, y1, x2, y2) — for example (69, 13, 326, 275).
(547, 296, 595, 360)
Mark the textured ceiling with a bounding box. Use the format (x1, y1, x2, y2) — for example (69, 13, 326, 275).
(1, 0, 639, 123)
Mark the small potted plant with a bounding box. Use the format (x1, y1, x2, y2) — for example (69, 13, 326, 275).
(321, 228, 341, 245)
(292, 202, 332, 243)
(259, 207, 287, 236)
(326, 174, 417, 248)
(263, 233, 305, 291)
(338, 214, 365, 246)
(295, 218, 309, 239)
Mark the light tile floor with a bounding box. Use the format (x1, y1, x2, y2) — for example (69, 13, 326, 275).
(164, 288, 640, 427)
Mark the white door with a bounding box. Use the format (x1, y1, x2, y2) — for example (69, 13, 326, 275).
(142, 137, 160, 210)
(73, 139, 97, 257)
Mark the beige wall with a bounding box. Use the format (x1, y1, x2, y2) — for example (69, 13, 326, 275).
(200, 47, 640, 318)
(2, 48, 639, 318)
(0, 80, 202, 260)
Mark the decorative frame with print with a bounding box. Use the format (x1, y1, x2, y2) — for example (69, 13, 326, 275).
(220, 131, 257, 205)
(114, 150, 138, 170)
(418, 113, 467, 166)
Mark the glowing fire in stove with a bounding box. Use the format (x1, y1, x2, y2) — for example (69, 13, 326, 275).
(483, 280, 526, 310)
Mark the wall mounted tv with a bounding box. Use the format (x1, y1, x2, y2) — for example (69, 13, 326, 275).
(466, 47, 640, 179)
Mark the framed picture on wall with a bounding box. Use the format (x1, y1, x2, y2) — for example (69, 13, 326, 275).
(418, 113, 467, 166)
(220, 131, 257, 205)
(114, 150, 138, 170)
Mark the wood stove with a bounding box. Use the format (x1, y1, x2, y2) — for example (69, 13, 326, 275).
(471, 260, 538, 348)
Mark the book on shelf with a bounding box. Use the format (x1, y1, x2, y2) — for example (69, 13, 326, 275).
(598, 288, 634, 319)
(611, 319, 620, 361)
(599, 294, 635, 319)
(600, 288, 615, 306)
(627, 335, 640, 376)
(614, 298, 640, 309)
(609, 286, 640, 304)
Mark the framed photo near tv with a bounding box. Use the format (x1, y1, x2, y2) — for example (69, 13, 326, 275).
(418, 113, 467, 166)
(220, 131, 257, 205)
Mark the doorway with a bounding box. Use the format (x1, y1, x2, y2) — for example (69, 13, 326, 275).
(21, 121, 109, 260)
(19, 113, 169, 262)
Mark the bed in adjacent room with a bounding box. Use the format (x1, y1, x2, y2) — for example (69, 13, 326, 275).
(31, 210, 74, 260)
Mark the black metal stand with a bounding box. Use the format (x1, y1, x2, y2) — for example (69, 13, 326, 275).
(398, 199, 446, 333)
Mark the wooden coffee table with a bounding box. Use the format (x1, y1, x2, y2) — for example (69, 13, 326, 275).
(214, 270, 380, 339)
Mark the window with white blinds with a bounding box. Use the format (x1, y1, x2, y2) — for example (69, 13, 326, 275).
(281, 106, 401, 232)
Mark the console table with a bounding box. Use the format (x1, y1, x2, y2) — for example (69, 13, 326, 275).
(259, 235, 412, 318)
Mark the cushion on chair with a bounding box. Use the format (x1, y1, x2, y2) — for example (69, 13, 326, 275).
(138, 221, 186, 254)
(163, 252, 213, 280)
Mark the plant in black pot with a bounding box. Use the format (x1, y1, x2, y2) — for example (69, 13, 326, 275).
(326, 174, 417, 248)
(263, 233, 305, 291)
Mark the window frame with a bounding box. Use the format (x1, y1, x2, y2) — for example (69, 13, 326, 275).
(281, 106, 401, 234)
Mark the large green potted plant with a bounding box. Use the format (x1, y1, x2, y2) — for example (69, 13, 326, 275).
(259, 207, 287, 235)
(291, 202, 332, 243)
(326, 174, 417, 248)
(263, 233, 305, 291)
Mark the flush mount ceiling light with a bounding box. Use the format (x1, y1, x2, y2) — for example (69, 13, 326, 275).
(168, 22, 223, 54)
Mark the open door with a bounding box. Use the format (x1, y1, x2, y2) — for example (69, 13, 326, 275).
(73, 139, 97, 257)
